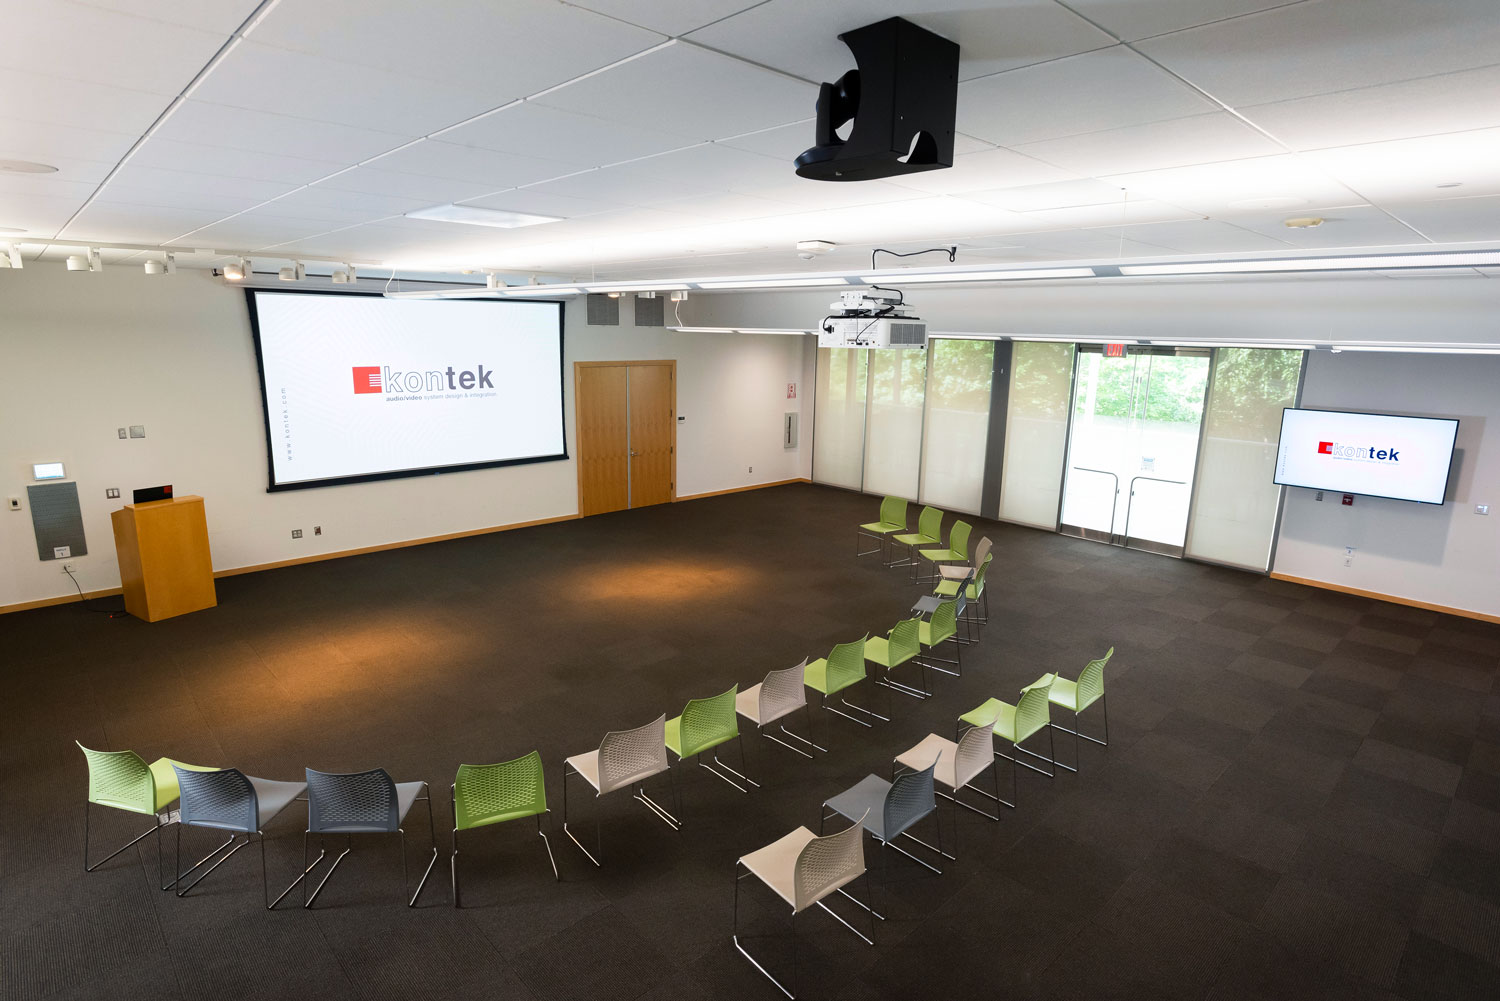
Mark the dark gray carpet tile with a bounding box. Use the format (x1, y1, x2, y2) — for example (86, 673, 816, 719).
(1139, 831, 1281, 921)
(1328, 765, 1454, 832)
(1301, 671, 1393, 712)
(1352, 739, 1464, 798)
(1414, 881, 1500, 969)
(1395, 933, 1500, 1001)
(1287, 834, 1428, 926)
(1255, 876, 1410, 989)
(1442, 799, 1500, 852)
(1428, 838, 1500, 905)
(1368, 713, 1474, 767)
(1260, 705, 1368, 761)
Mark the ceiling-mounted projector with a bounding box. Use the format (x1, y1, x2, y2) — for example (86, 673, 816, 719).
(795, 17, 959, 182)
(818, 290, 927, 349)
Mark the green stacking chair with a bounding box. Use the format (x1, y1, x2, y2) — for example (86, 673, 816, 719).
(891, 505, 943, 575)
(917, 519, 971, 583)
(917, 598, 962, 677)
(667, 685, 757, 794)
(867, 617, 929, 699)
(934, 552, 992, 642)
(451, 750, 557, 907)
(77, 743, 216, 890)
(959, 675, 1057, 808)
(857, 495, 908, 565)
(807, 635, 888, 730)
(1035, 647, 1113, 772)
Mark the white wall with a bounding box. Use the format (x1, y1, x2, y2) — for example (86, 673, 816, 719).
(1272, 351, 1500, 618)
(0, 268, 809, 608)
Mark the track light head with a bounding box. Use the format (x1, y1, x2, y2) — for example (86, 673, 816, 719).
(278, 262, 305, 282)
(223, 258, 249, 280)
(66, 249, 100, 272)
(0, 243, 20, 269)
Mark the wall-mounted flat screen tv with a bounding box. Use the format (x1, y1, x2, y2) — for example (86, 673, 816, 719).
(1273, 408, 1458, 504)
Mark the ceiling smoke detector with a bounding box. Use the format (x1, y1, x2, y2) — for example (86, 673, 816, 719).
(1283, 217, 1326, 229)
(797, 239, 836, 260)
(0, 159, 58, 174)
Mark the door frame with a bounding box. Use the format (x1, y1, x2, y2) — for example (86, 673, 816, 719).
(573, 359, 677, 515)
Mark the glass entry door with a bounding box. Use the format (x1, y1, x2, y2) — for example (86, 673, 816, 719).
(1060, 347, 1210, 557)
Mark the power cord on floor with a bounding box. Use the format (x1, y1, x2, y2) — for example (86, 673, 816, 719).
(62, 566, 127, 616)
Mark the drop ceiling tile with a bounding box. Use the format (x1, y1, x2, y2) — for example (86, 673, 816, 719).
(882, 147, 1079, 196)
(0, 70, 169, 136)
(0, 0, 230, 95)
(0, 118, 138, 165)
(152, 101, 415, 163)
(1100, 154, 1362, 214)
(533, 41, 815, 142)
(1113, 219, 1292, 254)
(737, 177, 942, 210)
(107, 163, 296, 202)
(958, 47, 1217, 146)
(173, 215, 344, 250)
(74, 0, 264, 33)
(962, 178, 1132, 212)
(1221, 204, 1427, 248)
(716, 121, 816, 161)
(0, 173, 100, 199)
(254, 186, 433, 224)
(462, 188, 619, 221)
(247, 0, 664, 96)
(435, 103, 697, 166)
(1241, 65, 1500, 151)
(98, 183, 292, 215)
(647, 192, 801, 222)
(190, 42, 502, 137)
(1138, 0, 1500, 106)
(0, 150, 114, 185)
(1014, 112, 1283, 176)
(65, 203, 228, 242)
(316, 166, 500, 204)
(566, 0, 761, 36)
(1380, 194, 1500, 243)
(367, 140, 574, 189)
(0, 192, 91, 235)
(125, 138, 345, 185)
(516, 162, 720, 207)
(1003, 198, 1200, 231)
(635, 143, 792, 190)
(686, 0, 1115, 83)
(1302, 129, 1500, 202)
(1063, 0, 1301, 41)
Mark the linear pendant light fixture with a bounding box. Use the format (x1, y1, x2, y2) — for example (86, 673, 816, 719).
(1120, 250, 1500, 276)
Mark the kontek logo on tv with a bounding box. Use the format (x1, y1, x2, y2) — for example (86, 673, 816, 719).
(352, 365, 494, 395)
(1317, 441, 1400, 461)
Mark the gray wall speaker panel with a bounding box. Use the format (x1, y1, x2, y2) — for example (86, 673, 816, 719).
(27, 481, 87, 560)
(635, 296, 664, 327)
(586, 294, 619, 326)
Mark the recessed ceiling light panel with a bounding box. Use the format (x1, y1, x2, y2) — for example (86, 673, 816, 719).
(405, 204, 564, 229)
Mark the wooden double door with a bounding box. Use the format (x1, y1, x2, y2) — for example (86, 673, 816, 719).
(575, 360, 676, 517)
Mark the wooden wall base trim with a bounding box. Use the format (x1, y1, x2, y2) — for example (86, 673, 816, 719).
(0, 586, 126, 614)
(675, 477, 809, 502)
(1269, 572, 1500, 625)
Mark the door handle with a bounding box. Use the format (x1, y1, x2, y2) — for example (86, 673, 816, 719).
(629, 450, 640, 457)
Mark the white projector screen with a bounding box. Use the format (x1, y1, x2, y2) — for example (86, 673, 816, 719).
(248, 290, 566, 491)
(1274, 407, 1458, 504)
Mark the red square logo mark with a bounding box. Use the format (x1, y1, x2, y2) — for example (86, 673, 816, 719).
(352, 366, 382, 394)
(1317, 441, 1333, 454)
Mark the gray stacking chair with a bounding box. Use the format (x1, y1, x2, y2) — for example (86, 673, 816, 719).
(736, 658, 826, 759)
(301, 767, 438, 908)
(733, 812, 875, 999)
(171, 765, 307, 908)
(562, 714, 680, 867)
(822, 753, 946, 907)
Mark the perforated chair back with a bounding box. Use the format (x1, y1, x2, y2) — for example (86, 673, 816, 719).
(78, 743, 153, 815)
(916, 505, 943, 541)
(970, 536, 993, 574)
(825, 636, 868, 693)
(928, 600, 958, 645)
(175, 766, 258, 834)
(597, 715, 670, 795)
(1077, 647, 1113, 710)
(878, 495, 907, 528)
(948, 520, 972, 560)
(793, 811, 868, 913)
(954, 723, 994, 790)
(454, 751, 547, 831)
(1015, 675, 1054, 743)
(971, 554, 993, 598)
(887, 618, 920, 663)
(306, 767, 401, 833)
(885, 756, 937, 840)
(678, 685, 739, 759)
(759, 659, 808, 722)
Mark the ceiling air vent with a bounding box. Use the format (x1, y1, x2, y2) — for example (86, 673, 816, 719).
(635, 295, 664, 327)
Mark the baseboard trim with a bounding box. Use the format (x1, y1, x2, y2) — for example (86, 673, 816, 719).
(0, 586, 126, 614)
(1269, 572, 1500, 625)
(675, 477, 809, 502)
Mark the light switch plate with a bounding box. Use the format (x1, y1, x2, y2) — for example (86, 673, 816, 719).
(1478, 505, 1491, 516)
(106, 488, 120, 499)
(128, 425, 145, 438)
(117, 427, 127, 439)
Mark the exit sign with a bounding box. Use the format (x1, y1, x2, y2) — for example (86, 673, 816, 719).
(1104, 343, 1127, 357)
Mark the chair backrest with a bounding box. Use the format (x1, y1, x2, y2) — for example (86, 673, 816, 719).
(758, 659, 808, 721)
(887, 618, 921, 663)
(970, 536, 993, 572)
(678, 685, 739, 758)
(878, 495, 907, 528)
(916, 505, 943, 540)
(928, 600, 957, 644)
(78, 743, 154, 814)
(793, 811, 868, 913)
(885, 755, 937, 840)
(826, 636, 868, 691)
(454, 751, 547, 831)
(306, 767, 401, 833)
(175, 766, 258, 833)
(971, 554, 994, 597)
(597, 715, 670, 795)
(954, 723, 994, 790)
(1076, 647, 1113, 709)
(949, 520, 972, 559)
(1015, 675, 1054, 743)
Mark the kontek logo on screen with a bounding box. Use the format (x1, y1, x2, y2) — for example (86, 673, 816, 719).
(352, 365, 494, 395)
(1317, 441, 1401, 462)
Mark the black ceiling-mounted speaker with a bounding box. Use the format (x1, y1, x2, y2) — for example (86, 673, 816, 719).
(795, 17, 959, 182)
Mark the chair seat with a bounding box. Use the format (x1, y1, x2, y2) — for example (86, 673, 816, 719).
(249, 776, 307, 830)
(933, 579, 982, 600)
(917, 621, 952, 648)
(859, 520, 903, 535)
(147, 757, 216, 813)
(824, 774, 893, 841)
(739, 826, 817, 910)
(891, 532, 938, 547)
(735, 685, 765, 725)
(910, 595, 941, 617)
(937, 563, 975, 581)
(918, 547, 963, 562)
(564, 751, 603, 792)
(1047, 676, 1082, 711)
(804, 657, 845, 695)
(863, 636, 913, 669)
(665, 713, 735, 759)
(894, 733, 960, 790)
(962, 699, 1023, 742)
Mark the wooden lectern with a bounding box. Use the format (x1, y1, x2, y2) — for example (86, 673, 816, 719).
(110, 496, 217, 622)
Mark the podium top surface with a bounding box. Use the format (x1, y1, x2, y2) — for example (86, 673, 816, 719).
(122, 495, 203, 511)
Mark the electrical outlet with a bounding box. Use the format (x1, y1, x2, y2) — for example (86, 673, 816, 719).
(748, 466, 753, 474)
(106, 488, 120, 499)
(61, 563, 77, 574)
(6, 497, 19, 511)
(314, 526, 322, 535)
(291, 529, 303, 539)
(117, 427, 127, 439)
(1343, 557, 1352, 567)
